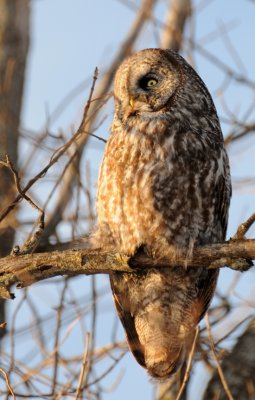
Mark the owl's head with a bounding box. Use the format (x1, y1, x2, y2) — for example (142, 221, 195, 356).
(113, 48, 216, 131)
(114, 48, 182, 114)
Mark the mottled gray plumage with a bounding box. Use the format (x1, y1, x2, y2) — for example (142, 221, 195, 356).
(91, 48, 231, 378)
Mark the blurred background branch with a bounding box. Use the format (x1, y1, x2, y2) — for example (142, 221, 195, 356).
(0, 0, 30, 338)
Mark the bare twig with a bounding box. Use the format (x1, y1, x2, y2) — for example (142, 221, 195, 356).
(225, 122, 255, 145)
(82, 277, 97, 388)
(0, 156, 45, 254)
(205, 314, 234, 400)
(0, 68, 98, 225)
(234, 211, 255, 239)
(74, 352, 126, 393)
(75, 332, 90, 400)
(51, 280, 68, 398)
(0, 368, 16, 400)
(6, 290, 27, 400)
(175, 327, 199, 400)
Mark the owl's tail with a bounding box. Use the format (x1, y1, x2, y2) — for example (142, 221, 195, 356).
(144, 341, 185, 378)
(133, 305, 196, 378)
(110, 267, 218, 379)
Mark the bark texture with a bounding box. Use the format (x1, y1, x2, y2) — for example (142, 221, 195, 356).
(0, 0, 30, 335)
(0, 239, 253, 300)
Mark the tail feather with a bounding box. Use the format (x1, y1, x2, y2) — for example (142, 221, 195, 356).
(110, 267, 218, 378)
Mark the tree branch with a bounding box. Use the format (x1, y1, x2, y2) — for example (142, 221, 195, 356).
(0, 0, 30, 337)
(0, 239, 254, 300)
(160, 0, 191, 51)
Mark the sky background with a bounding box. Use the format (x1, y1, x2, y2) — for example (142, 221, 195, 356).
(6, 0, 255, 399)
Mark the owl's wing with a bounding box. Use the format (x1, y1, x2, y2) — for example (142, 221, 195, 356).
(195, 269, 219, 322)
(110, 273, 146, 368)
(215, 171, 232, 240)
(195, 166, 231, 322)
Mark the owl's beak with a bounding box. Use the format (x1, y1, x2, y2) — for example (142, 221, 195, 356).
(129, 97, 134, 108)
(126, 96, 138, 117)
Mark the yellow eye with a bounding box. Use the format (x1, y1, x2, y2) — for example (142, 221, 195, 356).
(146, 79, 157, 87)
(139, 76, 158, 90)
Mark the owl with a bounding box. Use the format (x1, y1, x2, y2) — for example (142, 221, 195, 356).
(91, 48, 231, 379)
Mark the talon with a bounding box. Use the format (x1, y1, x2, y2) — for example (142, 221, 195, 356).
(12, 245, 20, 256)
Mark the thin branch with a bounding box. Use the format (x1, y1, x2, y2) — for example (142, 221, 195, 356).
(82, 277, 97, 387)
(225, 122, 255, 145)
(51, 280, 68, 398)
(234, 211, 255, 239)
(75, 332, 90, 400)
(205, 314, 234, 400)
(175, 327, 199, 400)
(0, 156, 45, 254)
(0, 68, 98, 225)
(0, 368, 16, 400)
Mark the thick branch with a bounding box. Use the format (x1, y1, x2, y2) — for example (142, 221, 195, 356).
(160, 0, 191, 51)
(0, 239, 254, 299)
(0, 0, 30, 336)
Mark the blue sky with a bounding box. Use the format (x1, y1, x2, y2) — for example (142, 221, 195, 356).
(11, 0, 255, 399)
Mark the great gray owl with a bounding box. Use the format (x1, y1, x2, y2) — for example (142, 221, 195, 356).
(91, 48, 231, 379)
